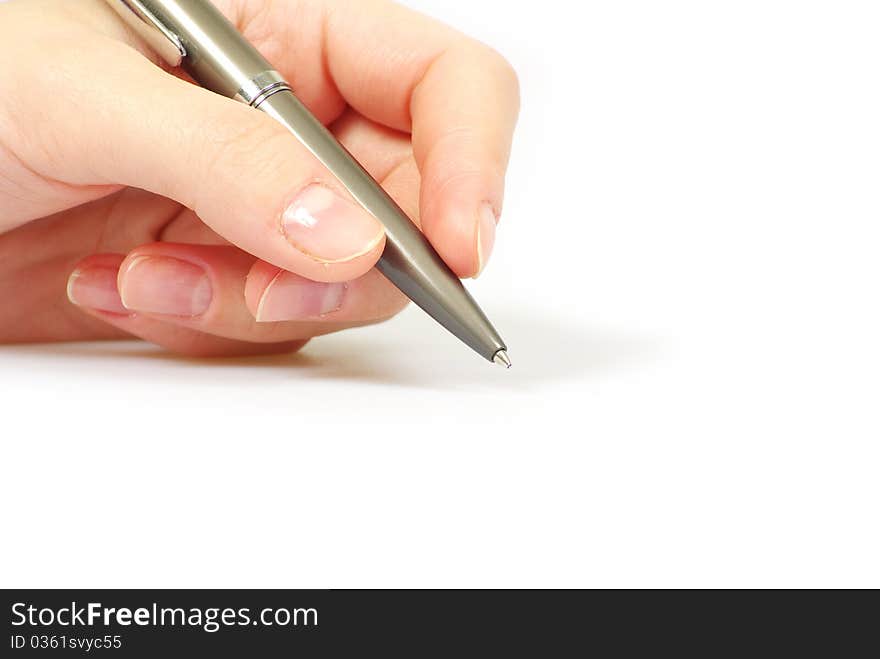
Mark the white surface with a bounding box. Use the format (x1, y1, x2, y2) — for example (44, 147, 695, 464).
(2, 0, 879, 588)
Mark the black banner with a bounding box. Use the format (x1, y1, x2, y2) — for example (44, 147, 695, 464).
(1, 589, 874, 656)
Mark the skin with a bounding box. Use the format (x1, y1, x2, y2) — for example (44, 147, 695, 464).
(0, 0, 519, 357)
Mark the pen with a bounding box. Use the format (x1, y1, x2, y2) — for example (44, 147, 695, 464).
(104, 0, 511, 368)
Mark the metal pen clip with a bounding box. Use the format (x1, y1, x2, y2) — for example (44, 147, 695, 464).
(104, 0, 291, 107)
(106, 0, 185, 67)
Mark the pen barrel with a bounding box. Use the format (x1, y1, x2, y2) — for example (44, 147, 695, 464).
(112, 0, 283, 104)
(259, 91, 507, 361)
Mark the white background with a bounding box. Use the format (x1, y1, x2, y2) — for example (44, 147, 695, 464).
(2, 0, 879, 588)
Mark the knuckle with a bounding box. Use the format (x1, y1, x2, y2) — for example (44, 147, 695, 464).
(200, 110, 289, 179)
(193, 109, 301, 215)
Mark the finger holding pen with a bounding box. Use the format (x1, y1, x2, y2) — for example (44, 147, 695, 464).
(3, 23, 386, 283)
(0, 0, 519, 357)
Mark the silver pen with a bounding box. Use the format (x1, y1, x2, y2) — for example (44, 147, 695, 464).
(104, 0, 511, 368)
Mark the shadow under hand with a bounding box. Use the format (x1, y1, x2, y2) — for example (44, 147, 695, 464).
(0, 308, 664, 391)
(257, 307, 664, 390)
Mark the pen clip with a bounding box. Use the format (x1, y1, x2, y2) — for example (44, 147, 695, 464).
(104, 0, 186, 67)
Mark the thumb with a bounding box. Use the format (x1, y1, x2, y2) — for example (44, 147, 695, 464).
(10, 40, 385, 283)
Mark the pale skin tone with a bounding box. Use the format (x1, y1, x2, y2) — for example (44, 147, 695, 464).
(0, 0, 518, 357)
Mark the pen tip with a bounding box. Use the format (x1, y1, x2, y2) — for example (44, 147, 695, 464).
(493, 350, 512, 369)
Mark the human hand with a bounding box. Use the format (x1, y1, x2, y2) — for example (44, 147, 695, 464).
(0, 0, 518, 355)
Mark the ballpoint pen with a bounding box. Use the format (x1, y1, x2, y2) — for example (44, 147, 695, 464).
(104, 0, 511, 368)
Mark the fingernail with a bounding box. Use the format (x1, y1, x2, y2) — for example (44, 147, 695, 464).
(119, 256, 212, 317)
(255, 271, 347, 322)
(475, 203, 498, 277)
(67, 266, 129, 314)
(281, 184, 384, 263)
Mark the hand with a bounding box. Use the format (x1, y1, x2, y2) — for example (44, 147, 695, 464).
(0, 0, 518, 356)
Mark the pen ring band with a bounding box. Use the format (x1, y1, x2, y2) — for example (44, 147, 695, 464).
(248, 82, 293, 109)
(234, 70, 291, 107)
